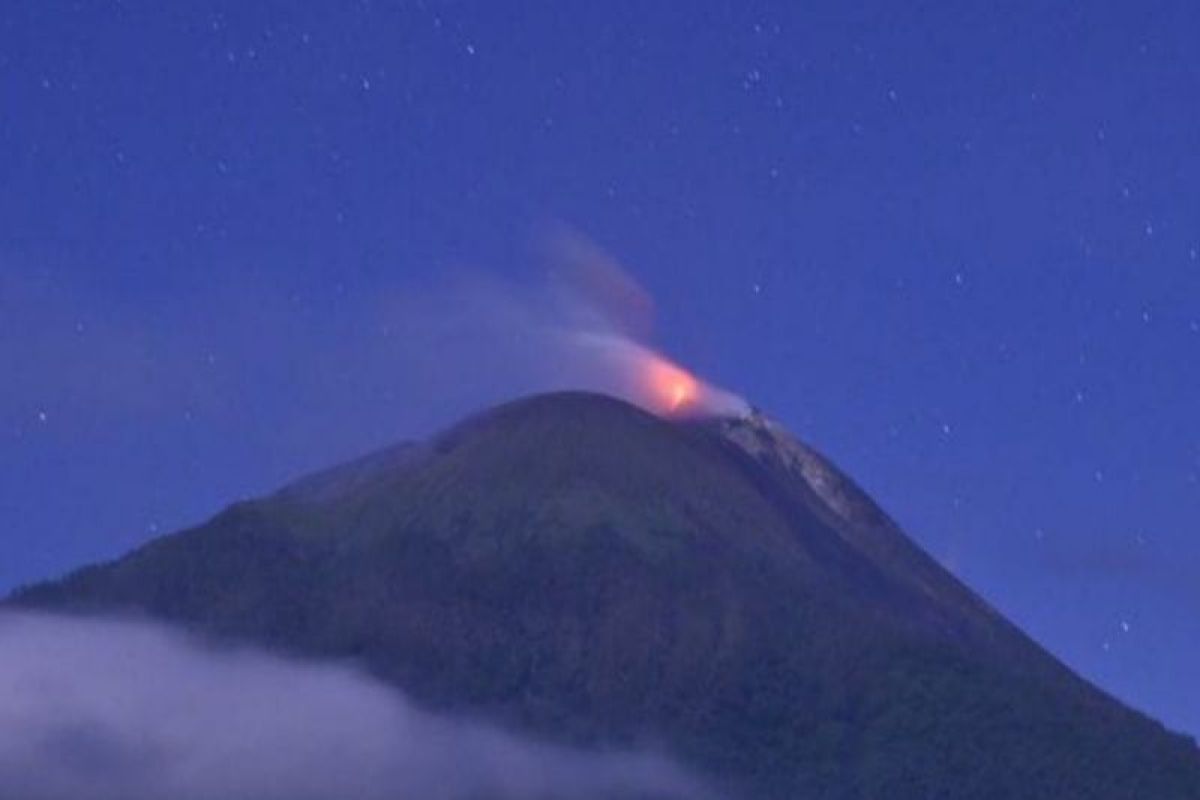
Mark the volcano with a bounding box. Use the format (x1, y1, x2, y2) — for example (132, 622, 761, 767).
(11, 391, 1199, 798)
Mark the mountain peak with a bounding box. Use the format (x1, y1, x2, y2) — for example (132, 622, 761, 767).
(10, 391, 1200, 799)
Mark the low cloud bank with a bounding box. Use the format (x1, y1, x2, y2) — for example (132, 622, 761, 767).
(0, 611, 710, 800)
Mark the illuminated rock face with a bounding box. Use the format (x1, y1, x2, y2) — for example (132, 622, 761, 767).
(12, 391, 1200, 800)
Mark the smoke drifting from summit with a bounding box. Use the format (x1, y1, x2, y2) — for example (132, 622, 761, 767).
(388, 228, 749, 421)
(0, 232, 746, 451)
(537, 226, 749, 417)
(566, 331, 749, 417)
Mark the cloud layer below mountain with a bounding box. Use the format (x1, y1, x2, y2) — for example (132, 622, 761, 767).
(0, 611, 709, 800)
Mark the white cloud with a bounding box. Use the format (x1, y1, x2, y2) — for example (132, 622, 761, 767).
(0, 611, 710, 800)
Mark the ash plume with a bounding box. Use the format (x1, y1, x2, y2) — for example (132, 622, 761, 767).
(382, 226, 749, 420)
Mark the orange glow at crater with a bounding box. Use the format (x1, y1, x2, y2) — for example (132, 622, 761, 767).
(572, 330, 748, 418)
(646, 355, 701, 414)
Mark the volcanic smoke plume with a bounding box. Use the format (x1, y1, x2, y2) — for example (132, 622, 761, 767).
(410, 226, 750, 420)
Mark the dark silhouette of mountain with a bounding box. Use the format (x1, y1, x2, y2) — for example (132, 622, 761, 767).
(11, 391, 1200, 799)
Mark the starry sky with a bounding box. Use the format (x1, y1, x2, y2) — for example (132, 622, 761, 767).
(3, 2, 1198, 737)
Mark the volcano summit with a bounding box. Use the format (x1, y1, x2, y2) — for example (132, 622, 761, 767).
(11, 391, 1200, 799)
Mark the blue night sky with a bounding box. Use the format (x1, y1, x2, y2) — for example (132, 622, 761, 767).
(3, 3, 1198, 737)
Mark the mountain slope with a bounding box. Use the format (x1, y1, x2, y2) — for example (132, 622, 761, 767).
(12, 391, 1200, 799)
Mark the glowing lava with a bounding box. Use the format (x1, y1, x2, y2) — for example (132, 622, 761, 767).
(571, 331, 748, 418)
(645, 354, 701, 414)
